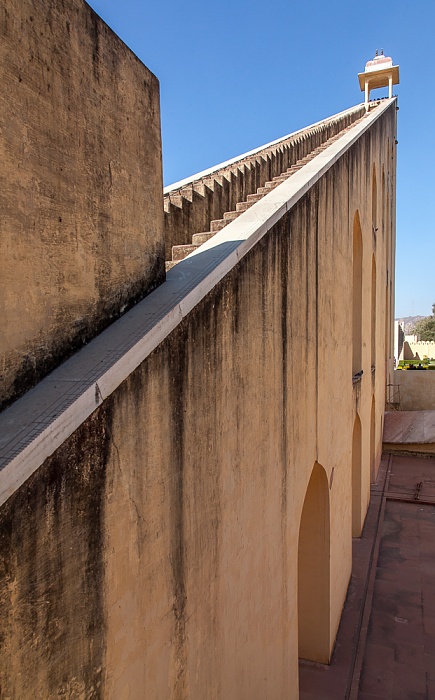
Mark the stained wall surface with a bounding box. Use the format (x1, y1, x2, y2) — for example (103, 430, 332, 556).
(0, 0, 164, 410)
(0, 105, 397, 698)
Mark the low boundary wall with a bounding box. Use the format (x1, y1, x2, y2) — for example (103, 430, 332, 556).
(393, 369, 435, 411)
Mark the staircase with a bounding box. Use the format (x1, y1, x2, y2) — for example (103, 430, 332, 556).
(165, 111, 367, 271)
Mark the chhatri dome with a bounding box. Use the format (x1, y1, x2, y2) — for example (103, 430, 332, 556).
(365, 49, 394, 72)
(358, 49, 400, 109)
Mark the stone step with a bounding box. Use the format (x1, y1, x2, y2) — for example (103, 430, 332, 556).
(165, 260, 178, 271)
(236, 201, 252, 212)
(172, 243, 198, 261)
(223, 210, 241, 222)
(286, 165, 302, 173)
(272, 174, 289, 183)
(210, 219, 227, 232)
(246, 193, 263, 203)
(295, 159, 309, 168)
(192, 231, 214, 246)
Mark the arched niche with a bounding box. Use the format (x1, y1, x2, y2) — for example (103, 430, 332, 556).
(298, 462, 331, 663)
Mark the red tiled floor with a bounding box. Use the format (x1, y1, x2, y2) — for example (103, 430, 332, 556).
(359, 666, 394, 696)
(362, 644, 394, 672)
(360, 494, 435, 699)
(298, 453, 435, 699)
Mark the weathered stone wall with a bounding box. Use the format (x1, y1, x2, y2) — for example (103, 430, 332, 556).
(393, 370, 435, 410)
(0, 105, 396, 698)
(0, 0, 164, 410)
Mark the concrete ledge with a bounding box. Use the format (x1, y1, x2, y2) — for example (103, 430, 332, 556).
(382, 444, 435, 457)
(0, 98, 396, 506)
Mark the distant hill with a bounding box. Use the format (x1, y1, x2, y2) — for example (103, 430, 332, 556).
(395, 315, 427, 334)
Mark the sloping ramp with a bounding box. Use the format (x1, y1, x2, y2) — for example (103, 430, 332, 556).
(0, 99, 392, 507)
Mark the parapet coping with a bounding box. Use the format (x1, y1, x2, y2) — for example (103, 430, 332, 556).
(0, 98, 395, 507)
(164, 104, 364, 194)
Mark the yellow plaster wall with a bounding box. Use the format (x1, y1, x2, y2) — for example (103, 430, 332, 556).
(104, 109, 397, 693)
(0, 104, 397, 698)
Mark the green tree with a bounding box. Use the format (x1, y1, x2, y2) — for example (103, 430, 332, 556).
(414, 304, 435, 341)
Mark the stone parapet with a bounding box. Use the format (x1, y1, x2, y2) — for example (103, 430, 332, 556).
(163, 104, 365, 256)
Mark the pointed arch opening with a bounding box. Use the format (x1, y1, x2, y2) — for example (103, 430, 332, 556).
(352, 414, 362, 537)
(298, 462, 331, 663)
(353, 212, 363, 376)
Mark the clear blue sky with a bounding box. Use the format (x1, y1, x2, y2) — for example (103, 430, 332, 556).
(86, 0, 434, 319)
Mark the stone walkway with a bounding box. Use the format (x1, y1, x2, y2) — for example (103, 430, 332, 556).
(299, 453, 435, 700)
